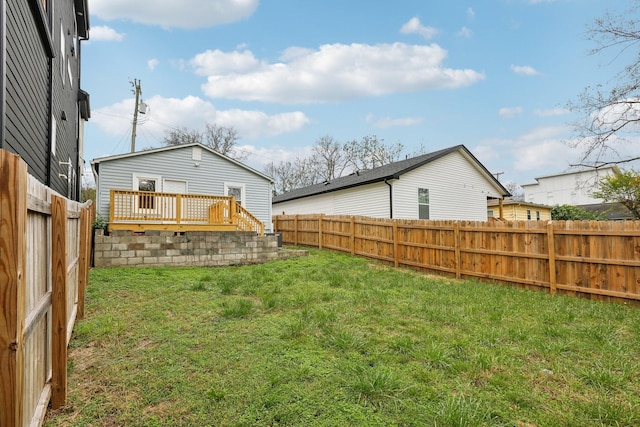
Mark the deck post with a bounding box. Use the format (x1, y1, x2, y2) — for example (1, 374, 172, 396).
(176, 194, 182, 224)
(229, 197, 237, 226)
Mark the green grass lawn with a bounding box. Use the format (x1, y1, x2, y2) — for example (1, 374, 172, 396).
(46, 249, 640, 426)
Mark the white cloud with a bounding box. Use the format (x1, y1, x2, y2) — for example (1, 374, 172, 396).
(148, 59, 159, 71)
(499, 107, 523, 118)
(90, 0, 259, 29)
(191, 49, 262, 75)
(510, 64, 540, 76)
(458, 26, 473, 38)
(467, 7, 476, 20)
(90, 95, 311, 150)
(534, 108, 570, 117)
(197, 43, 485, 104)
(475, 125, 579, 179)
(90, 25, 125, 42)
(239, 144, 315, 172)
(511, 126, 577, 172)
(400, 17, 439, 40)
(368, 115, 424, 129)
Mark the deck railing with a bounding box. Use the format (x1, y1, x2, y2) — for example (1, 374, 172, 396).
(109, 189, 264, 235)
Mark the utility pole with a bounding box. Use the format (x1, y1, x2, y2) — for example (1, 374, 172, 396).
(494, 171, 504, 182)
(130, 79, 142, 153)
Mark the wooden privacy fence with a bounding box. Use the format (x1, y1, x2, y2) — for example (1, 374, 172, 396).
(1, 150, 94, 427)
(273, 214, 640, 303)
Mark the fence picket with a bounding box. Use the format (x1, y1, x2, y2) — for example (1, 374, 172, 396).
(275, 214, 640, 304)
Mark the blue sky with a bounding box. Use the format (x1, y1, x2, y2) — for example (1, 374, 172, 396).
(83, 0, 639, 188)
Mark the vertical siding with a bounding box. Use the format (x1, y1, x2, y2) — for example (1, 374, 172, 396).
(49, 0, 81, 199)
(96, 146, 273, 228)
(4, 0, 83, 200)
(394, 151, 502, 221)
(5, 0, 50, 184)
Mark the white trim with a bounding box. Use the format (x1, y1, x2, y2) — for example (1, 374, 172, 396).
(224, 182, 246, 206)
(163, 178, 188, 194)
(132, 173, 162, 191)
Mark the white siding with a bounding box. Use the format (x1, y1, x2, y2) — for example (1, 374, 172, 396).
(276, 182, 389, 217)
(333, 183, 390, 217)
(274, 150, 503, 221)
(95, 146, 273, 229)
(522, 168, 616, 206)
(393, 151, 502, 220)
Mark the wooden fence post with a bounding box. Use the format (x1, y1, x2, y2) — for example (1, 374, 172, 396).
(0, 151, 28, 427)
(51, 195, 68, 410)
(350, 216, 356, 255)
(547, 221, 557, 295)
(393, 220, 399, 268)
(454, 222, 461, 279)
(318, 215, 323, 249)
(77, 203, 92, 319)
(294, 215, 299, 246)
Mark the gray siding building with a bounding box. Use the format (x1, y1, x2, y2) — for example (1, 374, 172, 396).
(1, 0, 90, 201)
(92, 143, 275, 231)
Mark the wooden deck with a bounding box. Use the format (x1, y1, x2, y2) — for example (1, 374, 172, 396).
(109, 189, 264, 235)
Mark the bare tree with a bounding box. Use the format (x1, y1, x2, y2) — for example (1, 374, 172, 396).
(163, 123, 247, 160)
(163, 126, 203, 146)
(311, 135, 348, 181)
(265, 157, 321, 196)
(503, 181, 524, 201)
(204, 123, 248, 161)
(343, 135, 404, 171)
(569, 1, 640, 168)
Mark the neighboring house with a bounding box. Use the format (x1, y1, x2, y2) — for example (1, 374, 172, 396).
(522, 167, 619, 207)
(91, 143, 275, 231)
(1, 0, 91, 201)
(578, 203, 636, 221)
(487, 199, 552, 221)
(273, 145, 510, 221)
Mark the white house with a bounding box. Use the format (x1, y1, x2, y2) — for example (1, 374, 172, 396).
(521, 167, 619, 206)
(91, 143, 274, 231)
(273, 145, 509, 221)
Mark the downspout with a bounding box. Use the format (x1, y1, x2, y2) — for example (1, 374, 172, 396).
(384, 178, 393, 219)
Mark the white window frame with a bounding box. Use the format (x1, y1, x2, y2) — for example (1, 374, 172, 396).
(224, 182, 246, 206)
(418, 188, 429, 220)
(132, 173, 162, 212)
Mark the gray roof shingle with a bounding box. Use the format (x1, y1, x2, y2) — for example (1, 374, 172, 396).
(273, 144, 509, 203)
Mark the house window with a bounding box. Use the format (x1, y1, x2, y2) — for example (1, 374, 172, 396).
(487, 209, 494, 218)
(527, 209, 532, 220)
(225, 182, 245, 205)
(418, 188, 429, 220)
(138, 179, 156, 209)
(536, 210, 541, 220)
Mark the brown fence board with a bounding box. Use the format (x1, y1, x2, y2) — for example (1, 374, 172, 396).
(0, 150, 28, 427)
(0, 150, 92, 427)
(275, 214, 640, 304)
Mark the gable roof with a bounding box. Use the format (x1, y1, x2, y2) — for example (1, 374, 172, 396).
(273, 144, 509, 204)
(91, 143, 273, 183)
